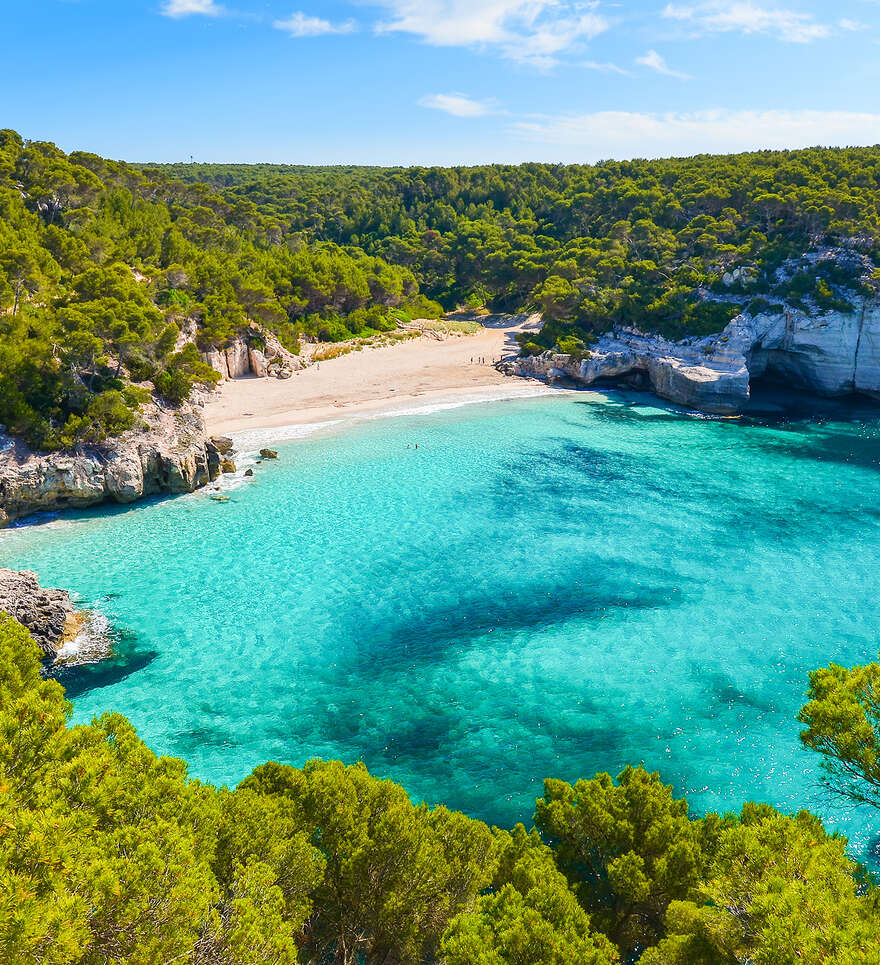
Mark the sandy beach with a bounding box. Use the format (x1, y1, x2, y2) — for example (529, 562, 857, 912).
(204, 315, 544, 436)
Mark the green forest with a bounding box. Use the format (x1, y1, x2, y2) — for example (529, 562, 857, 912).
(2, 129, 880, 451)
(160, 149, 880, 352)
(3, 613, 880, 964)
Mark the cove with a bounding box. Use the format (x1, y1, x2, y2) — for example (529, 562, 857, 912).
(2, 390, 880, 862)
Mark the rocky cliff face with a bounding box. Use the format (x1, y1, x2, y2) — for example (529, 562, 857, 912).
(0, 402, 232, 527)
(0, 568, 81, 660)
(504, 300, 880, 414)
(201, 328, 303, 381)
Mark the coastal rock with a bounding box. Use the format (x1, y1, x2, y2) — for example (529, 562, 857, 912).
(210, 436, 235, 454)
(206, 435, 236, 481)
(745, 309, 869, 394)
(206, 444, 222, 481)
(201, 329, 304, 381)
(505, 300, 880, 414)
(259, 448, 278, 460)
(262, 330, 304, 377)
(0, 568, 79, 660)
(203, 346, 230, 379)
(103, 446, 146, 503)
(226, 340, 250, 378)
(0, 402, 215, 526)
(174, 317, 198, 352)
(248, 347, 269, 377)
(856, 309, 880, 398)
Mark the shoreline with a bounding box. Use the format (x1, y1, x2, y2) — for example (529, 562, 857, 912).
(203, 317, 543, 438)
(225, 382, 565, 454)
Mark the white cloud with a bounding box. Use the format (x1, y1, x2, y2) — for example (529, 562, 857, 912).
(512, 109, 880, 162)
(372, 1, 610, 67)
(418, 92, 498, 117)
(161, 0, 222, 17)
(583, 60, 631, 75)
(663, 2, 831, 43)
(636, 49, 690, 79)
(274, 12, 356, 36)
(839, 18, 866, 32)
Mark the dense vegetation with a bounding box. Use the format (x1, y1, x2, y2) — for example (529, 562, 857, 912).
(3, 131, 880, 450)
(160, 149, 880, 355)
(0, 131, 437, 450)
(2, 611, 880, 964)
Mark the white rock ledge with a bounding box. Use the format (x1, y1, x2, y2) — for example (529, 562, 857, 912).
(503, 301, 880, 415)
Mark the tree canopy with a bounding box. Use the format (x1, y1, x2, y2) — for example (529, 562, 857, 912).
(2, 613, 879, 963)
(158, 148, 880, 346)
(3, 129, 880, 449)
(0, 132, 427, 450)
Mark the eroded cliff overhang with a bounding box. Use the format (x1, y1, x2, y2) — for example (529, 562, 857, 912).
(509, 300, 880, 414)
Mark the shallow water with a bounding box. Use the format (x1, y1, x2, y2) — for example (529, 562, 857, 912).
(3, 389, 880, 860)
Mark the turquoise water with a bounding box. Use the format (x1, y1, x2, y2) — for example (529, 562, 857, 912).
(2, 390, 880, 860)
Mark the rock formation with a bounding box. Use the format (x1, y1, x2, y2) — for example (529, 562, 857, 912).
(201, 327, 303, 381)
(503, 300, 880, 414)
(0, 568, 81, 660)
(0, 401, 235, 526)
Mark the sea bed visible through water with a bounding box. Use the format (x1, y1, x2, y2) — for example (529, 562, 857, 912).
(2, 387, 880, 862)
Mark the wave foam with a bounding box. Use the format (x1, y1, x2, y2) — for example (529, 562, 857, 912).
(230, 419, 344, 456)
(226, 385, 563, 454)
(54, 610, 114, 666)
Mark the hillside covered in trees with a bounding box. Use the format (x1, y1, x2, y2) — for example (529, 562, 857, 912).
(3, 130, 880, 451)
(0, 131, 435, 450)
(3, 611, 880, 964)
(161, 149, 880, 355)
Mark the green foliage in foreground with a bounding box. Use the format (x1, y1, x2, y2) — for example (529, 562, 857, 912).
(799, 659, 880, 809)
(2, 611, 880, 963)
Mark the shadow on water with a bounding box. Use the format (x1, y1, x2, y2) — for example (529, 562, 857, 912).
(544, 440, 633, 480)
(564, 381, 880, 428)
(743, 381, 880, 425)
(48, 627, 158, 699)
(9, 492, 180, 531)
(563, 383, 880, 476)
(699, 668, 779, 714)
(171, 725, 240, 755)
(568, 388, 702, 426)
(758, 428, 880, 474)
(344, 560, 685, 674)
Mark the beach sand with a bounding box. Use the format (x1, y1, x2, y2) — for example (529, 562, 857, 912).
(204, 316, 544, 436)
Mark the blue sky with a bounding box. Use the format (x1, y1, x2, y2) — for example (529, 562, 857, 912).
(5, 1, 880, 164)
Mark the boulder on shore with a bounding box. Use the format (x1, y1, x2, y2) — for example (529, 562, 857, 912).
(0, 568, 81, 660)
(200, 329, 303, 381)
(210, 436, 235, 454)
(259, 448, 278, 460)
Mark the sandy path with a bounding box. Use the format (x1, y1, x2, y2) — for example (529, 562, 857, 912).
(204, 316, 542, 436)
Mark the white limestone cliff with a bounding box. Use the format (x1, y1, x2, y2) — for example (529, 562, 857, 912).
(504, 300, 880, 414)
(200, 327, 303, 381)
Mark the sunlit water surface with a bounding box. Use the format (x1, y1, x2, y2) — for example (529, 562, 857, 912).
(3, 389, 880, 860)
